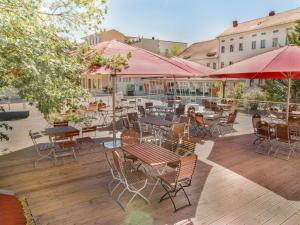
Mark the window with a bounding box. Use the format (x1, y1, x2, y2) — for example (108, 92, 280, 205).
(261, 40, 266, 48)
(250, 79, 254, 87)
(213, 63, 217, 69)
(251, 41, 256, 50)
(229, 61, 233, 65)
(207, 63, 211, 67)
(273, 30, 279, 33)
(230, 38, 234, 41)
(221, 46, 225, 53)
(221, 40, 225, 42)
(239, 36, 244, 39)
(139, 85, 143, 91)
(230, 45, 234, 52)
(272, 38, 278, 47)
(239, 43, 243, 51)
(221, 62, 225, 68)
(252, 34, 257, 37)
(261, 32, 266, 35)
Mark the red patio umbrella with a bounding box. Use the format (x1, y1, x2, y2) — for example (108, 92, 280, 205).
(209, 45, 300, 119)
(82, 40, 196, 145)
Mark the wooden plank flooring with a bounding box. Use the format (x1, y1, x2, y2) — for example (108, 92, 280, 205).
(0, 133, 300, 225)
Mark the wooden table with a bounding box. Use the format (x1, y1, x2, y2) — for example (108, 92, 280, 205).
(122, 143, 180, 196)
(45, 126, 79, 137)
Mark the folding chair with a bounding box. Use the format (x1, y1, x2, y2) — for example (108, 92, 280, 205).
(252, 113, 261, 144)
(127, 112, 138, 125)
(76, 126, 97, 151)
(179, 116, 191, 138)
(167, 136, 197, 169)
(112, 150, 150, 210)
(29, 130, 54, 167)
(133, 121, 155, 143)
(255, 121, 272, 155)
(159, 154, 198, 212)
(274, 124, 296, 160)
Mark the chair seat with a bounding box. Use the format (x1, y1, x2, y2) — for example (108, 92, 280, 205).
(160, 171, 190, 187)
(126, 170, 149, 189)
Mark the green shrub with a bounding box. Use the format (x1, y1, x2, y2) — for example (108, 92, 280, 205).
(242, 88, 267, 110)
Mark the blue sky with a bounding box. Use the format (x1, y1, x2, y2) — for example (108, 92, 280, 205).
(88, 0, 300, 44)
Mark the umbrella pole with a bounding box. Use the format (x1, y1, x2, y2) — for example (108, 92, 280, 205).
(222, 80, 226, 99)
(112, 74, 116, 144)
(287, 74, 292, 121)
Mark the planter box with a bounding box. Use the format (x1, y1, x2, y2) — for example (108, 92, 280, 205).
(0, 111, 29, 121)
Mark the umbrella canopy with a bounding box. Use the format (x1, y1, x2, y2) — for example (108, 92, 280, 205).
(209, 45, 300, 79)
(82, 40, 195, 78)
(170, 56, 214, 77)
(209, 45, 300, 120)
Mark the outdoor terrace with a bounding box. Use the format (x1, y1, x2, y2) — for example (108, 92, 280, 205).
(0, 100, 300, 225)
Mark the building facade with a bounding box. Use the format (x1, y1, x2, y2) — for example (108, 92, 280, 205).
(81, 30, 187, 96)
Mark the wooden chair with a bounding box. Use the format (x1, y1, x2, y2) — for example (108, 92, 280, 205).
(53, 130, 79, 163)
(112, 150, 150, 210)
(53, 120, 68, 127)
(179, 115, 191, 137)
(168, 136, 197, 169)
(255, 121, 272, 155)
(274, 124, 296, 160)
(252, 113, 261, 144)
(218, 111, 237, 135)
(133, 121, 155, 143)
(193, 113, 213, 137)
(29, 130, 54, 167)
(170, 122, 186, 139)
(76, 126, 97, 151)
(137, 105, 146, 117)
(127, 112, 138, 125)
(159, 154, 198, 212)
(161, 137, 179, 153)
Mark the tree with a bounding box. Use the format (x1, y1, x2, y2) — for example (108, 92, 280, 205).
(264, 20, 300, 103)
(165, 45, 182, 58)
(0, 0, 107, 140)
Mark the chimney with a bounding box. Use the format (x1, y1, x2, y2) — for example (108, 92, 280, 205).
(269, 11, 275, 16)
(232, 20, 238, 27)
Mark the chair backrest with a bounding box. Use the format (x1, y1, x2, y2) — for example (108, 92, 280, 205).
(112, 150, 125, 180)
(127, 112, 138, 124)
(88, 102, 97, 110)
(171, 122, 186, 138)
(288, 116, 300, 133)
(187, 107, 195, 118)
(275, 124, 290, 141)
(122, 118, 130, 130)
(161, 137, 179, 152)
(194, 113, 205, 126)
(53, 120, 68, 127)
(252, 113, 261, 127)
(211, 102, 217, 111)
(98, 102, 106, 110)
(176, 154, 198, 184)
(289, 104, 297, 112)
(133, 121, 142, 134)
(145, 102, 153, 109)
(137, 105, 145, 117)
(257, 121, 270, 138)
(177, 136, 197, 156)
(175, 107, 185, 117)
(29, 130, 42, 151)
(165, 113, 174, 122)
(121, 130, 138, 146)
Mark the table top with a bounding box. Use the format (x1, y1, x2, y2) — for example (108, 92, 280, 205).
(45, 126, 79, 136)
(121, 143, 180, 167)
(139, 116, 174, 127)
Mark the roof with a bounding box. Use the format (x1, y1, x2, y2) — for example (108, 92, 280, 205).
(219, 7, 300, 37)
(178, 39, 219, 61)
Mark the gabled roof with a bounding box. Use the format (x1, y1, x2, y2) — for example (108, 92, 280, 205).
(179, 39, 218, 61)
(219, 7, 300, 37)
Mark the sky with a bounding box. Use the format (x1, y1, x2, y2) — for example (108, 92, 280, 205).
(83, 0, 300, 45)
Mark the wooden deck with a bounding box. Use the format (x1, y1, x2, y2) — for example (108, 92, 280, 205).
(0, 134, 300, 225)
